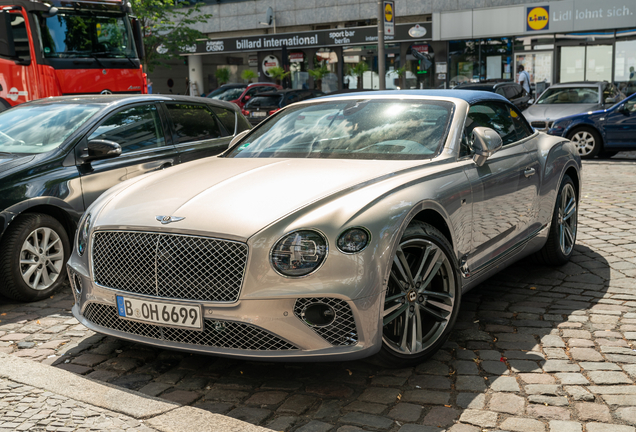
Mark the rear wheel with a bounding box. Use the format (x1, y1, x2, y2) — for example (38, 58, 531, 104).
(0, 213, 70, 302)
(372, 221, 460, 368)
(567, 127, 602, 159)
(534, 175, 577, 266)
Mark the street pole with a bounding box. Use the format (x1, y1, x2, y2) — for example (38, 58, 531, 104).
(377, 0, 385, 90)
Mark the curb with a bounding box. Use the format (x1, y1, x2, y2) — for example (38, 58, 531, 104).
(0, 352, 270, 432)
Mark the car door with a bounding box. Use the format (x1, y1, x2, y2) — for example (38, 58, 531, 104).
(462, 102, 540, 273)
(162, 102, 233, 164)
(78, 102, 177, 208)
(603, 95, 636, 147)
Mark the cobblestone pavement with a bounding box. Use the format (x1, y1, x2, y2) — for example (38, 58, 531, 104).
(1, 152, 636, 432)
(0, 378, 157, 431)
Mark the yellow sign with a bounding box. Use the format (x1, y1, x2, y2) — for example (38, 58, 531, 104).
(385, 3, 393, 22)
(527, 6, 549, 31)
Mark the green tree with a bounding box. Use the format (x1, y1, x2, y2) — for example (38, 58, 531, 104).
(267, 66, 291, 87)
(241, 69, 258, 83)
(215, 67, 230, 86)
(308, 63, 330, 91)
(131, 0, 213, 72)
(346, 62, 369, 89)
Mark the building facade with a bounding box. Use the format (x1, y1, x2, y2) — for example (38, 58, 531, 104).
(149, 0, 636, 97)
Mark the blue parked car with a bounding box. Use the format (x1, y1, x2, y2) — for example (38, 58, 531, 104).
(548, 92, 636, 159)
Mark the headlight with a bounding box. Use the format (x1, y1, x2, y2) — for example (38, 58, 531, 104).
(270, 230, 328, 277)
(337, 227, 370, 253)
(77, 213, 91, 256)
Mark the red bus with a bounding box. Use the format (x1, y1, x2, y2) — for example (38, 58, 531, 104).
(0, 0, 146, 110)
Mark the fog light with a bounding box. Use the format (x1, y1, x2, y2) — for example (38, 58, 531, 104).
(337, 227, 370, 253)
(301, 303, 336, 327)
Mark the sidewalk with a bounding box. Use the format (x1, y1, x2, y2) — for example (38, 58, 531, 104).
(0, 353, 270, 432)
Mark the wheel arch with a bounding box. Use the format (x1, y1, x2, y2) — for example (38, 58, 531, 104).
(564, 122, 605, 147)
(2, 198, 81, 243)
(410, 208, 453, 251)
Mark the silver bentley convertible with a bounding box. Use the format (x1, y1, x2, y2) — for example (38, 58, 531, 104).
(67, 91, 581, 366)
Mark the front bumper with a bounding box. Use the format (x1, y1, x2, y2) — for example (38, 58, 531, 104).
(67, 261, 383, 361)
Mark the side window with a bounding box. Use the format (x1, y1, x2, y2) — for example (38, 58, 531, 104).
(209, 106, 236, 136)
(509, 106, 534, 141)
(11, 13, 31, 61)
(89, 104, 165, 153)
(464, 102, 518, 147)
(495, 87, 506, 97)
(165, 104, 223, 144)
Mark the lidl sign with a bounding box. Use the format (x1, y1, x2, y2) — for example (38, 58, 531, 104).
(527, 6, 549, 31)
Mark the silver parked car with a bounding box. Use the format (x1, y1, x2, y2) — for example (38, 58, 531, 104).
(67, 91, 581, 366)
(523, 81, 624, 131)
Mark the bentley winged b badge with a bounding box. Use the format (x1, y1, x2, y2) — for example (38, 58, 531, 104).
(156, 215, 185, 224)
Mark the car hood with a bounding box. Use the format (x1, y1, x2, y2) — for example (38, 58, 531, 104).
(523, 103, 600, 122)
(97, 156, 427, 240)
(0, 154, 35, 174)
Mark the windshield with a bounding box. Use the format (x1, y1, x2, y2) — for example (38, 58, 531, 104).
(245, 95, 283, 108)
(227, 99, 453, 160)
(0, 104, 101, 154)
(38, 12, 136, 59)
(207, 86, 246, 101)
(537, 87, 599, 104)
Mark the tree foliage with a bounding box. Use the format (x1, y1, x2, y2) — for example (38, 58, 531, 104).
(216, 67, 230, 85)
(241, 69, 258, 83)
(131, 0, 212, 72)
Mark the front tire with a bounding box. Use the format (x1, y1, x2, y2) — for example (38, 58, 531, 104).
(534, 175, 578, 266)
(372, 221, 461, 368)
(0, 213, 70, 302)
(567, 127, 602, 159)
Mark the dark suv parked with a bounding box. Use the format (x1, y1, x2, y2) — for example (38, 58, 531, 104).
(0, 95, 250, 302)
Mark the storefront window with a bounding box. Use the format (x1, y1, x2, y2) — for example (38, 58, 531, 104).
(557, 32, 614, 83)
(449, 40, 478, 86)
(615, 29, 636, 95)
(289, 51, 309, 89)
(404, 44, 434, 89)
(480, 38, 513, 81)
(513, 35, 554, 94)
(314, 48, 338, 93)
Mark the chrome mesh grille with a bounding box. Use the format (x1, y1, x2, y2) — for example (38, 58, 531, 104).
(294, 298, 358, 346)
(92, 231, 248, 302)
(83, 303, 297, 351)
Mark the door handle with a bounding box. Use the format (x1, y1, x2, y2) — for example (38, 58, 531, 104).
(158, 162, 173, 171)
(524, 167, 536, 177)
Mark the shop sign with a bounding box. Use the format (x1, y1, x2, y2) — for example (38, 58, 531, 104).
(408, 24, 427, 38)
(182, 22, 432, 55)
(289, 52, 304, 62)
(524, 0, 636, 34)
(411, 44, 429, 54)
(384, 1, 395, 36)
(262, 55, 280, 78)
(527, 6, 549, 31)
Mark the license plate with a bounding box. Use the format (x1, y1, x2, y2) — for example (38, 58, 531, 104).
(251, 111, 267, 117)
(116, 296, 202, 330)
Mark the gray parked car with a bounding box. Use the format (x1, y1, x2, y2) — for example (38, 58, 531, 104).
(523, 81, 624, 131)
(68, 90, 581, 366)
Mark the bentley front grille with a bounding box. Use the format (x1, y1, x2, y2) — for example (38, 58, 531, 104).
(294, 297, 358, 346)
(92, 231, 248, 302)
(83, 303, 297, 351)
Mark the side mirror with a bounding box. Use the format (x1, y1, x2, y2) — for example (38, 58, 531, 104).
(528, 98, 535, 105)
(131, 18, 145, 60)
(0, 11, 16, 58)
(229, 130, 249, 147)
(81, 139, 122, 163)
(605, 96, 618, 105)
(471, 127, 503, 167)
(243, 95, 251, 102)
